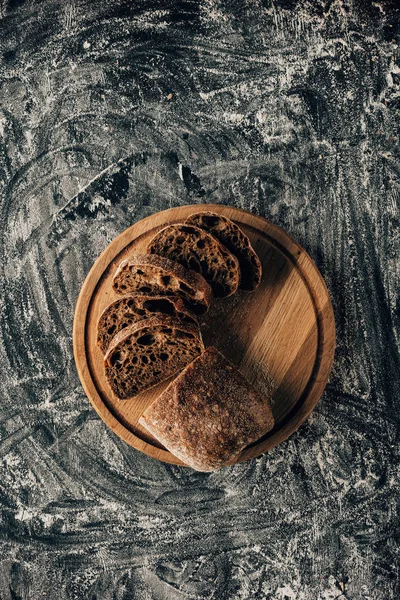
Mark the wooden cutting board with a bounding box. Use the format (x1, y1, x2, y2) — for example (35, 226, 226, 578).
(73, 204, 335, 466)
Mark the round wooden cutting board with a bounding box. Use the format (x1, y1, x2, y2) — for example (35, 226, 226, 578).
(73, 204, 335, 467)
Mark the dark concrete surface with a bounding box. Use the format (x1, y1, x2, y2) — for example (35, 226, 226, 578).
(0, 1, 399, 598)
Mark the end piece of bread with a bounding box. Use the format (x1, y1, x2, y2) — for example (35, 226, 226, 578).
(185, 211, 262, 290)
(104, 316, 204, 399)
(112, 254, 212, 315)
(139, 347, 274, 471)
(97, 294, 197, 354)
(147, 224, 240, 298)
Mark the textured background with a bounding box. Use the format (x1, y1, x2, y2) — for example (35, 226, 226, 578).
(0, 1, 399, 598)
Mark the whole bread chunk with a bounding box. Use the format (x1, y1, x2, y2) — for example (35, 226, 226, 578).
(147, 224, 240, 298)
(139, 347, 274, 471)
(185, 211, 262, 290)
(97, 294, 197, 354)
(112, 254, 212, 315)
(104, 316, 204, 399)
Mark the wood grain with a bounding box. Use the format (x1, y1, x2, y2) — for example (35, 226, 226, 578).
(73, 204, 335, 466)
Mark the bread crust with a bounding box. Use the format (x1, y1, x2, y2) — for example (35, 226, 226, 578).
(139, 347, 274, 471)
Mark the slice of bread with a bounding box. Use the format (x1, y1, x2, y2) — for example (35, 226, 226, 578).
(147, 224, 240, 298)
(97, 294, 197, 354)
(112, 254, 212, 315)
(185, 211, 262, 290)
(104, 316, 204, 399)
(139, 347, 274, 471)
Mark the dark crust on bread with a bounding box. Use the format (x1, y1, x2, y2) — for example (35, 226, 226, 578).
(104, 316, 204, 400)
(139, 347, 274, 471)
(97, 294, 198, 354)
(185, 211, 262, 291)
(112, 254, 212, 315)
(147, 224, 240, 298)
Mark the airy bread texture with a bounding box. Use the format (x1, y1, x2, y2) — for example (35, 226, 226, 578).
(97, 294, 197, 354)
(147, 224, 240, 298)
(112, 254, 212, 315)
(185, 211, 262, 290)
(104, 316, 204, 399)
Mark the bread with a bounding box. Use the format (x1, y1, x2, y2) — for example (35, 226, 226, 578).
(97, 294, 197, 354)
(104, 316, 204, 399)
(147, 224, 240, 298)
(112, 254, 212, 315)
(185, 211, 262, 290)
(139, 347, 274, 471)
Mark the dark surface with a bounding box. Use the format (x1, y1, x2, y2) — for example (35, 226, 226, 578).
(0, 1, 399, 598)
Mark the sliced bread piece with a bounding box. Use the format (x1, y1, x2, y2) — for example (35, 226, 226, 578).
(147, 224, 240, 298)
(97, 294, 197, 354)
(104, 316, 204, 399)
(185, 211, 262, 290)
(112, 254, 212, 315)
(139, 347, 274, 471)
